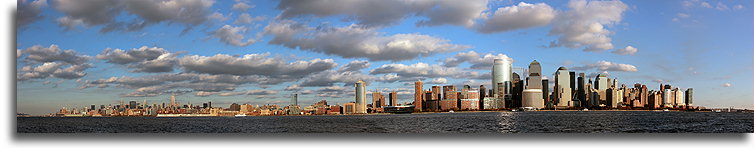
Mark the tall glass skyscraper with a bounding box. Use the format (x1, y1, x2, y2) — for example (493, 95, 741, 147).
(355, 80, 367, 114)
(492, 58, 512, 98)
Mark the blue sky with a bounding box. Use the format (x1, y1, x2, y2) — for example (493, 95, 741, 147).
(16, 0, 753, 115)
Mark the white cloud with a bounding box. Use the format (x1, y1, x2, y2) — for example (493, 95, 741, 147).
(299, 70, 373, 87)
(18, 45, 92, 81)
(548, 0, 628, 52)
(442, 51, 513, 69)
(474, 2, 556, 33)
(733, 5, 744, 10)
(17, 0, 47, 28)
(275, 0, 487, 27)
(370, 62, 482, 79)
(212, 25, 256, 47)
(377, 74, 401, 83)
(677, 13, 690, 18)
(52, 0, 215, 32)
(700, 2, 712, 8)
(264, 21, 469, 61)
(233, 13, 265, 24)
(179, 53, 336, 78)
(611, 45, 638, 55)
(338, 60, 370, 72)
(570, 61, 638, 72)
(209, 12, 229, 22)
(284, 84, 302, 91)
(429, 78, 448, 84)
(232, 1, 254, 11)
(715, 2, 729, 10)
(96, 46, 178, 72)
(722, 83, 732, 87)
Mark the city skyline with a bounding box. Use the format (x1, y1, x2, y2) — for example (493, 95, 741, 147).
(16, 0, 754, 115)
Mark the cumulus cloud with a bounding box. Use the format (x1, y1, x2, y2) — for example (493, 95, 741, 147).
(722, 82, 732, 87)
(81, 73, 287, 97)
(17, 0, 47, 28)
(96, 46, 178, 72)
(429, 78, 448, 84)
(548, 0, 628, 52)
(179, 53, 336, 78)
(314, 85, 353, 98)
(18, 45, 92, 81)
(284, 84, 302, 91)
(52, 0, 215, 32)
(377, 74, 401, 83)
(370, 62, 484, 80)
(276, 0, 487, 27)
(232, 1, 254, 11)
(234, 13, 265, 24)
(571, 61, 638, 72)
(337, 60, 370, 72)
(474, 2, 556, 33)
(264, 21, 469, 61)
(611, 46, 638, 55)
(299, 70, 373, 87)
(209, 12, 228, 22)
(442, 51, 513, 69)
(195, 89, 278, 97)
(212, 25, 257, 47)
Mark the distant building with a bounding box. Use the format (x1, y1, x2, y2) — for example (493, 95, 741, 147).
(414, 80, 423, 112)
(522, 60, 544, 109)
(343, 102, 356, 114)
(594, 73, 608, 106)
(389, 91, 398, 106)
(554, 67, 572, 108)
(229, 103, 240, 111)
(291, 94, 298, 106)
(355, 80, 367, 114)
(685, 88, 694, 106)
(492, 58, 512, 99)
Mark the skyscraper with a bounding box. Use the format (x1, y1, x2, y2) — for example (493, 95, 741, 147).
(595, 73, 608, 106)
(522, 60, 544, 109)
(389, 91, 398, 106)
(492, 58, 512, 98)
(685, 88, 694, 107)
(576, 73, 586, 107)
(170, 95, 177, 107)
(129, 100, 137, 109)
(414, 80, 423, 112)
(554, 67, 572, 108)
(479, 85, 486, 110)
(355, 80, 367, 114)
(291, 94, 298, 106)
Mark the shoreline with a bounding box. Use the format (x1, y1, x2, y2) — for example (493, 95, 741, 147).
(18, 109, 744, 118)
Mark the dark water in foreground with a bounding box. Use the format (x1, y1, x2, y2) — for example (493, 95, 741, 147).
(17, 111, 753, 133)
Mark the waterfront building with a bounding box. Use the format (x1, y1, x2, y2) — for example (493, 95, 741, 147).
(372, 91, 384, 108)
(229, 103, 240, 111)
(510, 73, 522, 108)
(685, 88, 694, 106)
(543, 79, 551, 108)
(675, 88, 685, 107)
(291, 94, 298, 106)
(576, 72, 586, 107)
(606, 88, 618, 108)
(389, 91, 398, 106)
(414, 80, 423, 112)
(343, 102, 356, 114)
(492, 58, 512, 99)
(554, 67, 572, 108)
(355, 80, 367, 114)
(460, 89, 480, 110)
(595, 74, 608, 106)
(662, 88, 672, 107)
(522, 60, 544, 109)
(479, 85, 486, 109)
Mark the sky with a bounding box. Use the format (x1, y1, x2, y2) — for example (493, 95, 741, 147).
(15, 0, 753, 115)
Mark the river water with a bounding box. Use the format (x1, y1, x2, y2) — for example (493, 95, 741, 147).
(16, 111, 753, 133)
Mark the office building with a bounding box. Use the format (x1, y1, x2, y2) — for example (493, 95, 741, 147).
(685, 88, 694, 106)
(291, 94, 298, 106)
(355, 80, 367, 114)
(522, 60, 545, 109)
(595, 73, 608, 106)
(372, 91, 384, 108)
(492, 58, 512, 98)
(389, 91, 398, 106)
(414, 80, 423, 112)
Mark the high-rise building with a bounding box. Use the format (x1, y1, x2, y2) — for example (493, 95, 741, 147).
(663, 89, 672, 107)
(675, 88, 685, 107)
(576, 73, 586, 107)
(479, 85, 486, 110)
(510, 73, 522, 108)
(554, 67, 572, 108)
(595, 73, 608, 106)
(685, 88, 694, 106)
(291, 94, 298, 106)
(389, 91, 398, 106)
(414, 80, 423, 112)
(90, 104, 96, 111)
(170, 95, 177, 107)
(542, 79, 550, 108)
(129, 100, 137, 109)
(372, 91, 385, 108)
(522, 60, 544, 109)
(492, 58, 512, 98)
(355, 80, 367, 114)
(229, 103, 240, 111)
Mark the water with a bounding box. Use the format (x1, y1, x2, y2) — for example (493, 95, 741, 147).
(17, 111, 753, 133)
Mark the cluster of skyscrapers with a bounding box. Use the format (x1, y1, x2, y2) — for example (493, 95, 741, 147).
(397, 59, 696, 112)
(51, 57, 700, 117)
